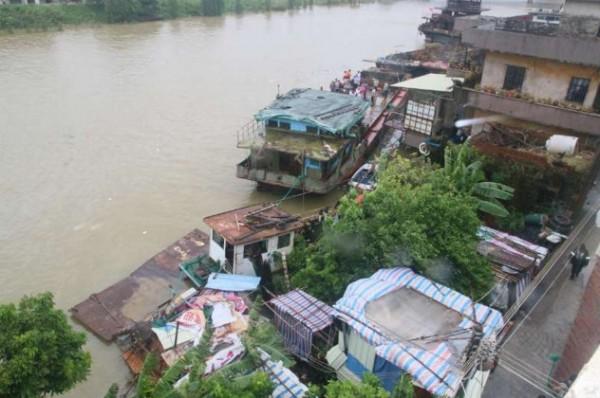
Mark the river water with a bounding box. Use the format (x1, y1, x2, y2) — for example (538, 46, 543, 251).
(0, 1, 526, 395)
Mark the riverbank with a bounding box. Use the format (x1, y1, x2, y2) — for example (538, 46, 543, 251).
(0, 0, 374, 32)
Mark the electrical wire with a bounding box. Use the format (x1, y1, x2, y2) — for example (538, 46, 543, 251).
(500, 355, 559, 387)
(502, 351, 562, 386)
(501, 261, 569, 348)
(497, 361, 559, 398)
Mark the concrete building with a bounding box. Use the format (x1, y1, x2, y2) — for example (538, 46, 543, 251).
(461, 14, 600, 136)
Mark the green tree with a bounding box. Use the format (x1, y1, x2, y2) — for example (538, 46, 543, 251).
(104, 0, 142, 22)
(391, 374, 414, 398)
(325, 373, 389, 398)
(201, 0, 224, 15)
(443, 144, 514, 218)
(290, 157, 494, 302)
(0, 293, 91, 398)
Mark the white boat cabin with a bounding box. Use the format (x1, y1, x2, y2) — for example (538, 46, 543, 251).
(203, 204, 304, 276)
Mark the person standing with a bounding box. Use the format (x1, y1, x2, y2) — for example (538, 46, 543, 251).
(570, 244, 591, 279)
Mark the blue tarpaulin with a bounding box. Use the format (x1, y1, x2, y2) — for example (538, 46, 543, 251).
(205, 273, 261, 292)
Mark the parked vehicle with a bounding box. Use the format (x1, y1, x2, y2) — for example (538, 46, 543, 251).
(349, 162, 378, 192)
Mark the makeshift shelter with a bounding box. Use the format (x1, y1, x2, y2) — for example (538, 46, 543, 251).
(327, 267, 503, 397)
(477, 226, 549, 310)
(269, 289, 335, 360)
(388, 73, 464, 152)
(203, 204, 304, 275)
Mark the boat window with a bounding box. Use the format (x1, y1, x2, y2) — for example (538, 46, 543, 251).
(306, 125, 318, 134)
(304, 158, 321, 170)
(225, 241, 234, 265)
(291, 121, 307, 132)
(279, 121, 291, 130)
(277, 233, 291, 249)
(267, 120, 279, 128)
(212, 230, 225, 249)
(243, 240, 268, 258)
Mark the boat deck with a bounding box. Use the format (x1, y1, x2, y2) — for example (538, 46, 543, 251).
(70, 229, 209, 342)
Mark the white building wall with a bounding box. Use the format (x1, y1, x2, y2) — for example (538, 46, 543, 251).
(208, 230, 226, 264)
(230, 231, 296, 274)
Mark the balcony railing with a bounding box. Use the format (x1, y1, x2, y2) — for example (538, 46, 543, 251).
(465, 88, 600, 136)
(236, 119, 265, 148)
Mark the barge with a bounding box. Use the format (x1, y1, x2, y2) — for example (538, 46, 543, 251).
(236, 88, 400, 194)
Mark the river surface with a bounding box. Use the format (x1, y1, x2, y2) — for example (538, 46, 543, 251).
(0, 1, 527, 395)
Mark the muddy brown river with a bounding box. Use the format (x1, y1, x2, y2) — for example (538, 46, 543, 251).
(0, 1, 526, 395)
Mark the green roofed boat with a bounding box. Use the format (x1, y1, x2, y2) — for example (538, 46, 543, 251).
(236, 88, 391, 194)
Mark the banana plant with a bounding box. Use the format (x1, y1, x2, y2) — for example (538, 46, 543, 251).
(444, 144, 514, 218)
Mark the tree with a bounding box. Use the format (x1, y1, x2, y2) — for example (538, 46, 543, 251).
(201, 0, 224, 16)
(104, 0, 142, 22)
(443, 144, 514, 218)
(324, 373, 390, 398)
(391, 375, 414, 398)
(0, 293, 91, 398)
(291, 157, 494, 303)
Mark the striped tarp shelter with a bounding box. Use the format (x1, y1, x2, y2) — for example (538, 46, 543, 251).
(257, 348, 308, 398)
(269, 289, 335, 359)
(334, 267, 504, 397)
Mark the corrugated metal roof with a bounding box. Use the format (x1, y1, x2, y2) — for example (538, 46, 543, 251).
(203, 204, 303, 246)
(391, 73, 463, 93)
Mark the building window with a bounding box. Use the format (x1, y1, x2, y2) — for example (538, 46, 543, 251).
(404, 100, 435, 135)
(502, 65, 526, 91)
(212, 230, 225, 249)
(243, 240, 268, 258)
(566, 77, 590, 104)
(593, 86, 600, 113)
(277, 233, 291, 249)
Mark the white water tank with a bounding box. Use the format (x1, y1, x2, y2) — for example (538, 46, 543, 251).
(546, 134, 579, 156)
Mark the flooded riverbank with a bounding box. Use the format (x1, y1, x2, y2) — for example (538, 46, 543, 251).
(0, 1, 527, 395)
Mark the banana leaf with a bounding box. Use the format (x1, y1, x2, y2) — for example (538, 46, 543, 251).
(473, 182, 514, 200)
(476, 199, 510, 218)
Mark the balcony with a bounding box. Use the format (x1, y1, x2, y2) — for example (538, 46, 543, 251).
(465, 88, 600, 136)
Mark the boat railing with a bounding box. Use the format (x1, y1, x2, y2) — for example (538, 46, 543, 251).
(237, 119, 265, 147)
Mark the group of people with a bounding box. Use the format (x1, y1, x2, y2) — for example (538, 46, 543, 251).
(329, 69, 390, 107)
(329, 69, 362, 94)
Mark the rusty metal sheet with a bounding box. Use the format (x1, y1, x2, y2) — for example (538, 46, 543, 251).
(70, 229, 209, 342)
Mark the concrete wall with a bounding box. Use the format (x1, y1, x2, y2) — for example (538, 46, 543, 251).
(565, 0, 600, 18)
(462, 28, 600, 67)
(481, 52, 600, 109)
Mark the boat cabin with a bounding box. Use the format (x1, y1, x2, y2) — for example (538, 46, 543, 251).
(203, 204, 304, 275)
(236, 88, 370, 194)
